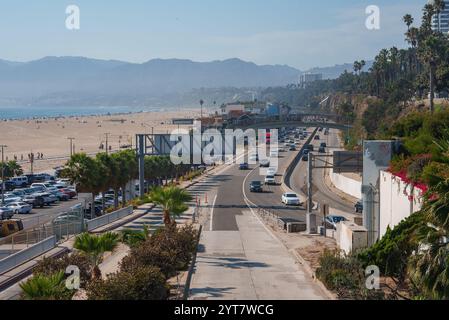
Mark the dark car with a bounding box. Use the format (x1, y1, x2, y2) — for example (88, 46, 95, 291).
(324, 215, 348, 230)
(289, 145, 296, 151)
(239, 163, 249, 170)
(249, 181, 263, 193)
(302, 155, 309, 162)
(0, 181, 16, 192)
(355, 201, 363, 213)
(320, 142, 327, 148)
(318, 127, 323, 132)
(318, 146, 326, 153)
(303, 149, 310, 155)
(0, 207, 14, 220)
(314, 135, 320, 140)
(305, 144, 314, 152)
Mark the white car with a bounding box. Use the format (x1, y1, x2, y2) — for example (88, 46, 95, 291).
(264, 175, 276, 185)
(282, 193, 301, 206)
(270, 150, 279, 158)
(267, 167, 277, 176)
(3, 194, 22, 204)
(7, 202, 32, 214)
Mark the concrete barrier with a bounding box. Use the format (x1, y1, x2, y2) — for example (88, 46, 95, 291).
(87, 206, 134, 231)
(0, 236, 57, 275)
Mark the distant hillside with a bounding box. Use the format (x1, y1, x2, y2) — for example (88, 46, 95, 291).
(304, 61, 373, 80)
(0, 57, 301, 106)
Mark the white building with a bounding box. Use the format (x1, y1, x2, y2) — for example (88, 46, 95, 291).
(431, 0, 449, 33)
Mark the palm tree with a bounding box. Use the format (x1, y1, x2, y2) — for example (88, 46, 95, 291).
(96, 153, 118, 210)
(2, 161, 24, 178)
(20, 271, 69, 300)
(74, 232, 120, 279)
(149, 186, 193, 226)
(403, 14, 414, 32)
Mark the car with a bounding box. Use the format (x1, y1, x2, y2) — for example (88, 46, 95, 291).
(264, 175, 276, 185)
(281, 193, 301, 206)
(270, 150, 279, 158)
(289, 145, 296, 151)
(6, 202, 32, 214)
(260, 159, 270, 167)
(0, 207, 14, 220)
(23, 195, 46, 208)
(318, 146, 326, 153)
(303, 149, 310, 155)
(30, 183, 53, 191)
(324, 129, 329, 135)
(3, 194, 22, 204)
(239, 163, 249, 170)
(49, 189, 70, 201)
(249, 154, 259, 162)
(318, 127, 323, 132)
(305, 144, 314, 152)
(324, 215, 348, 230)
(0, 180, 15, 192)
(320, 142, 327, 148)
(60, 188, 77, 198)
(355, 201, 363, 213)
(36, 192, 57, 205)
(267, 167, 277, 176)
(249, 181, 263, 192)
(314, 135, 320, 140)
(302, 154, 309, 162)
(9, 176, 29, 188)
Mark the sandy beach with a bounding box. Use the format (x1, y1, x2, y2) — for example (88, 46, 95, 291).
(0, 109, 200, 173)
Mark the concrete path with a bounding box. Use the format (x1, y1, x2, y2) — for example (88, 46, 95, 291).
(189, 208, 328, 300)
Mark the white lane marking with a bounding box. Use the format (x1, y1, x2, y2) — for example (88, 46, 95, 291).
(210, 194, 217, 231)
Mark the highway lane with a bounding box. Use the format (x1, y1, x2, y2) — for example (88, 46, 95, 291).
(289, 128, 356, 215)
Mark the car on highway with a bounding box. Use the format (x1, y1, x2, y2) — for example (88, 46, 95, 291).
(281, 193, 301, 206)
(264, 175, 276, 185)
(305, 144, 314, 152)
(289, 145, 296, 151)
(267, 167, 277, 176)
(314, 135, 321, 140)
(318, 146, 326, 153)
(239, 163, 249, 170)
(355, 201, 363, 213)
(6, 202, 32, 214)
(303, 149, 310, 155)
(302, 154, 309, 162)
(23, 195, 46, 208)
(320, 142, 327, 148)
(260, 159, 270, 167)
(324, 215, 348, 230)
(0, 207, 14, 220)
(249, 181, 263, 193)
(270, 150, 279, 158)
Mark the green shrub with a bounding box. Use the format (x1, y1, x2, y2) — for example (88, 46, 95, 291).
(20, 271, 73, 300)
(86, 266, 169, 300)
(34, 253, 92, 285)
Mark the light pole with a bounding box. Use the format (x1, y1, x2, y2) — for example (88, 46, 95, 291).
(1, 145, 7, 206)
(68, 137, 75, 158)
(200, 99, 204, 120)
(104, 133, 110, 155)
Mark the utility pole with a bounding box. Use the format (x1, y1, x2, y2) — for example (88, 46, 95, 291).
(1, 145, 7, 206)
(105, 133, 110, 155)
(67, 137, 75, 158)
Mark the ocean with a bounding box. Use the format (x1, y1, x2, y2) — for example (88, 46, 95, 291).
(0, 105, 164, 120)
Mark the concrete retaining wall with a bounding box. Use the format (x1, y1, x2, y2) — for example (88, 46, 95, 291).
(330, 169, 362, 199)
(87, 206, 134, 231)
(379, 170, 424, 239)
(0, 236, 57, 275)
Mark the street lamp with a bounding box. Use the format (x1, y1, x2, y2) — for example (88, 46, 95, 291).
(1, 145, 7, 206)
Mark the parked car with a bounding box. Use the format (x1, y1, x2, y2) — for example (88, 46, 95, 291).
(239, 163, 249, 170)
(0, 207, 14, 220)
(31, 183, 53, 191)
(23, 195, 46, 208)
(264, 175, 276, 185)
(0, 180, 15, 192)
(6, 202, 32, 214)
(281, 193, 301, 206)
(249, 181, 263, 193)
(324, 215, 348, 230)
(3, 194, 22, 204)
(9, 176, 29, 188)
(49, 189, 70, 201)
(36, 192, 57, 205)
(355, 201, 363, 213)
(60, 188, 77, 199)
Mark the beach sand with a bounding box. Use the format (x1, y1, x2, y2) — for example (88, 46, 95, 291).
(0, 109, 200, 173)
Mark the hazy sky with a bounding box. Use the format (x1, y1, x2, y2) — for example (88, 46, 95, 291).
(0, 0, 424, 69)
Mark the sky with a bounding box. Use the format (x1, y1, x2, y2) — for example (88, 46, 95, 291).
(0, 0, 425, 70)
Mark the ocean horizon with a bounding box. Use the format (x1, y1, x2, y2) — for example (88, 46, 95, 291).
(0, 105, 170, 120)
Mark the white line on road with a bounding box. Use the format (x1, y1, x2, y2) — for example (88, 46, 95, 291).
(209, 194, 217, 231)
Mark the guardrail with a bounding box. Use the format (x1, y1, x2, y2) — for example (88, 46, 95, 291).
(86, 206, 133, 231)
(0, 236, 56, 275)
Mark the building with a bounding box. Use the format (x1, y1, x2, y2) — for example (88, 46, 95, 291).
(431, 0, 449, 33)
(220, 104, 245, 115)
(299, 73, 323, 88)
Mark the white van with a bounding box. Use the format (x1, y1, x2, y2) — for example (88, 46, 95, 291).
(9, 176, 29, 187)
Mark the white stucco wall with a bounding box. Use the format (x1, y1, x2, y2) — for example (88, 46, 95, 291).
(330, 169, 362, 199)
(379, 171, 424, 239)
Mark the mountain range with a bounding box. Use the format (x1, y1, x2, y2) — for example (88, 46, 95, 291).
(0, 57, 369, 107)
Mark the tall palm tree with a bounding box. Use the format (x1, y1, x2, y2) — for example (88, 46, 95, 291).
(2, 161, 24, 178)
(149, 186, 193, 226)
(403, 14, 414, 32)
(74, 232, 120, 279)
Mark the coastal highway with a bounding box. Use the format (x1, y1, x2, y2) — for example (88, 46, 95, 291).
(189, 128, 329, 300)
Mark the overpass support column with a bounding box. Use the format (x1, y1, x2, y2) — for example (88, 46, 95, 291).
(306, 154, 317, 234)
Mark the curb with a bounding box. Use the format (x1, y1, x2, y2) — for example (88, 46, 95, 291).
(183, 224, 202, 300)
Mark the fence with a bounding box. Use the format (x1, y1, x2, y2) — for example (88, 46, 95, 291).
(256, 208, 282, 229)
(0, 236, 56, 274)
(86, 206, 133, 231)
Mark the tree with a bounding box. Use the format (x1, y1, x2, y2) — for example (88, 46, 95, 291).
(96, 153, 118, 211)
(1, 161, 24, 179)
(20, 271, 72, 300)
(74, 232, 120, 279)
(149, 186, 192, 225)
